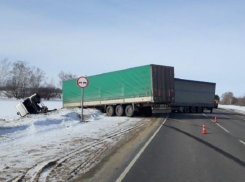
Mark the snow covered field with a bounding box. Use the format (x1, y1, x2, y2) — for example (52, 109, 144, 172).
(219, 104, 245, 115)
(0, 99, 150, 181)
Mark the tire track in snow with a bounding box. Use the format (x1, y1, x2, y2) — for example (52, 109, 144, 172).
(45, 122, 146, 182)
(12, 119, 149, 182)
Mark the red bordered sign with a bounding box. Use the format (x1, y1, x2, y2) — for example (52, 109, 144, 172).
(77, 76, 89, 88)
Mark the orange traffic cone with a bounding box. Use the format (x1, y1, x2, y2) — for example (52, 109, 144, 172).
(202, 124, 207, 134)
(214, 117, 218, 123)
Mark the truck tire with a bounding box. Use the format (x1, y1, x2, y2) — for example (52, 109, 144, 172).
(190, 106, 196, 113)
(125, 105, 134, 117)
(145, 107, 152, 117)
(197, 106, 203, 113)
(106, 105, 115, 116)
(115, 105, 124, 116)
(184, 107, 190, 113)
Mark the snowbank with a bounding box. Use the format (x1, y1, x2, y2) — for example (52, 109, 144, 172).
(218, 104, 245, 115)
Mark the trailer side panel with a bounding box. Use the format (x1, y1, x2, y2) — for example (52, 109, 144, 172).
(63, 65, 153, 107)
(63, 65, 175, 108)
(172, 78, 215, 107)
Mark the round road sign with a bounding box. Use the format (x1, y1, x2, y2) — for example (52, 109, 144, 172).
(77, 76, 89, 88)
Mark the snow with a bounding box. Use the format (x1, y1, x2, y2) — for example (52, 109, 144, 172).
(219, 104, 245, 115)
(0, 99, 149, 181)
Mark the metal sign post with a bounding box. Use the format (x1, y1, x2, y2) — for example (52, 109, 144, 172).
(81, 88, 84, 121)
(77, 76, 89, 121)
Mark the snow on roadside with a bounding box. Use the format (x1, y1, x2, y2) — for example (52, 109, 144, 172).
(219, 104, 245, 115)
(0, 99, 149, 181)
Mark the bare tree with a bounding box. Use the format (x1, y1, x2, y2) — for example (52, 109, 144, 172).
(234, 94, 245, 106)
(39, 78, 61, 100)
(0, 58, 11, 86)
(5, 61, 32, 98)
(5, 61, 46, 99)
(220, 92, 234, 105)
(58, 71, 77, 88)
(29, 67, 46, 94)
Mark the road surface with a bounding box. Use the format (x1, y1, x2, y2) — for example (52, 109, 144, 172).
(117, 109, 245, 182)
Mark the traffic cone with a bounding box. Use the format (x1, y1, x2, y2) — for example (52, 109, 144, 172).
(214, 117, 218, 123)
(202, 124, 207, 134)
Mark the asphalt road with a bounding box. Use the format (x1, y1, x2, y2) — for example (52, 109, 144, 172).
(118, 109, 245, 182)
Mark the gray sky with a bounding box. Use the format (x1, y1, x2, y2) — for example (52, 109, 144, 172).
(0, 0, 244, 97)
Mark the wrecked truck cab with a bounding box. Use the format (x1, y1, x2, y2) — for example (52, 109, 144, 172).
(15, 93, 48, 117)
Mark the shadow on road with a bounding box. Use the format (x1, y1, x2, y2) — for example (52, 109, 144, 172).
(168, 113, 227, 120)
(163, 124, 245, 168)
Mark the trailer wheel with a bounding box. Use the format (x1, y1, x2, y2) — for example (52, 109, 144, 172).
(197, 107, 203, 113)
(106, 105, 115, 116)
(125, 105, 134, 117)
(190, 106, 196, 113)
(184, 107, 190, 113)
(115, 105, 124, 116)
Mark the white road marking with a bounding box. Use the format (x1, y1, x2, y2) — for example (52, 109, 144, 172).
(115, 115, 169, 182)
(239, 140, 245, 146)
(203, 113, 230, 132)
(202, 113, 208, 117)
(203, 112, 245, 145)
(216, 123, 229, 133)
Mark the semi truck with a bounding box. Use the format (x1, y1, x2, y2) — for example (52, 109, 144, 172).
(63, 64, 175, 117)
(170, 78, 216, 113)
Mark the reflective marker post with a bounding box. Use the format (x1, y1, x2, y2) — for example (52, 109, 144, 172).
(77, 76, 89, 122)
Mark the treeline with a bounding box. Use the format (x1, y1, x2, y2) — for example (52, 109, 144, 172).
(220, 92, 245, 106)
(0, 59, 77, 100)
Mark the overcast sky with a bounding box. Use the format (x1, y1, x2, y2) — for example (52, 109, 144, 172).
(0, 0, 244, 97)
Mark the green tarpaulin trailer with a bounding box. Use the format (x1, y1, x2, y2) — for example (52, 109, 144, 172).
(63, 64, 175, 117)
